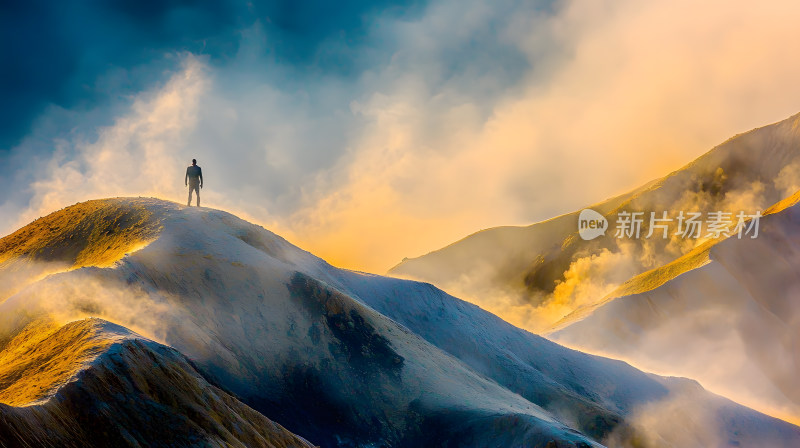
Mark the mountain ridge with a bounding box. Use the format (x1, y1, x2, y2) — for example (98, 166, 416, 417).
(1, 198, 799, 446)
(0, 317, 317, 448)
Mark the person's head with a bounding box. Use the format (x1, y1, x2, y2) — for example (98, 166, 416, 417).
(192, 159, 197, 166)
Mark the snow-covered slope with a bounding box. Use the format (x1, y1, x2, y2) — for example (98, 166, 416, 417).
(0, 199, 599, 447)
(550, 193, 800, 425)
(389, 112, 800, 332)
(0, 317, 315, 447)
(324, 265, 800, 447)
(1, 198, 799, 447)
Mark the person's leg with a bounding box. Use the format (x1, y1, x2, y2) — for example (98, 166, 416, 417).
(188, 187, 194, 206)
(196, 186, 200, 207)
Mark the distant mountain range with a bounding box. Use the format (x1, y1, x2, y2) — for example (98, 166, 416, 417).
(389, 112, 800, 427)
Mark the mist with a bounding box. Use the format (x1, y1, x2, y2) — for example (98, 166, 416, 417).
(0, 265, 176, 345)
(2, 0, 800, 275)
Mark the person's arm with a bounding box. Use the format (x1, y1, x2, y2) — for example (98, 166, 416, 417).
(185, 167, 189, 186)
(199, 167, 203, 188)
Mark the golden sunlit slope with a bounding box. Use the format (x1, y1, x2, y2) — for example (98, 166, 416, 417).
(0, 198, 161, 267)
(0, 318, 316, 448)
(0, 318, 117, 406)
(0, 198, 163, 302)
(551, 187, 800, 331)
(546, 240, 715, 333)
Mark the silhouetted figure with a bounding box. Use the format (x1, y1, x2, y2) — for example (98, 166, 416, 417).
(185, 159, 203, 207)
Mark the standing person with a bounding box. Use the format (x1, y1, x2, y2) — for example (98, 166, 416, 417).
(185, 159, 203, 207)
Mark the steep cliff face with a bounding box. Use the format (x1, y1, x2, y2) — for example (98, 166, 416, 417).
(0, 318, 315, 448)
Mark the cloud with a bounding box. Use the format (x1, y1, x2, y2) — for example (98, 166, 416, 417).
(0, 0, 240, 151)
(0, 265, 176, 345)
(604, 386, 728, 447)
(275, 0, 800, 271)
(776, 161, 800, 197)
(5, 56, 209, 231)
(0, 0, 433, 152)
(3, 0, 800, 433)
(4, 0, 800, 277)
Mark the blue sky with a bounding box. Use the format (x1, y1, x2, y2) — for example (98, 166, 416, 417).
(3, 0, 800, 271)
(0, 0, 441, 150)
